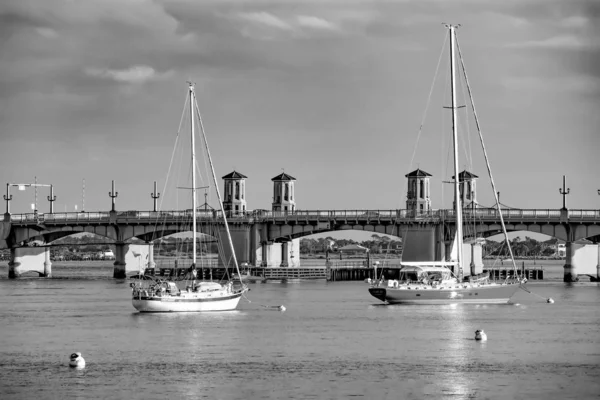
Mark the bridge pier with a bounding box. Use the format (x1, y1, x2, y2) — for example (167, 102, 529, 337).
(113, 243, 129, 279)
(260, 242, 269, 267)
(563, 241, 600, 282)
(256, 239, 299, 267)
(147, 242, 156, 269)
(8, 246, 52, 278)
(280, 242, 289, 267)
(113, 243, 152, 278)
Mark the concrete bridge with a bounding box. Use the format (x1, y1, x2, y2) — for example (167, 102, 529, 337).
(1, 207, 599, 281)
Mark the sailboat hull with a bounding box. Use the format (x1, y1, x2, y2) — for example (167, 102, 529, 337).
(132, 292, 243, 313)
(368, 283, 520, 305)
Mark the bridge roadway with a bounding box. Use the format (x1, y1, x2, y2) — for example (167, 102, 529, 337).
(2, 207, 599, 281)
(4, 207, 600, 244)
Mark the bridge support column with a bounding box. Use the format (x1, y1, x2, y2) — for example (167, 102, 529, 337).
(218, 226, 252, 268)
(44, 247, 52, 278)
(260, 242, 268, 267)
(280, 242, 289, 267)
(250, 224, 260, 266)
(113, 243, 129, 279)
(147, 242, 156, 270)
(8, 246, 51, 278)
(563, 241, 578, 282)
(564, 241, 600, 282)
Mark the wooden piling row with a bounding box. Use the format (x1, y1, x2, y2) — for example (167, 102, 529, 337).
(142, 265, 545, 282)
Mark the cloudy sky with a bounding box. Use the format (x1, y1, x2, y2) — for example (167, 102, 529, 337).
(0, 0, 598, 214)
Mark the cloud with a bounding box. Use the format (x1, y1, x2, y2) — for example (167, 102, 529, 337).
(559, 15, 588, 28)
(238, 12, 294, 31)
(35, 27, 57, 38)
(506, 34, 596, 50)
(84, 65, 169, 84)
(234, 11, 342, 39)
(296, 15, 338, 31)
(503, 74, 600, 95)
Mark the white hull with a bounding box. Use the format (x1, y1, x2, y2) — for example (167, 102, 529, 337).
(132, 292, 243, 312)
(369, 282, 520, 305)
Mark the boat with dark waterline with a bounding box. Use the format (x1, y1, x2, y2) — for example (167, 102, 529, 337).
(368, 25, 523, 305)
(130, 83, 248, 312)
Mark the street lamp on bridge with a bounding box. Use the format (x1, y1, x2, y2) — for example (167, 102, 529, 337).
(559, 175, 570, 210)
(4, 179, 55, 216)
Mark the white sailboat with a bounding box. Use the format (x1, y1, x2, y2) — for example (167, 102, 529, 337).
(131, 83, 248, 312)
(368, 25, 523, 305)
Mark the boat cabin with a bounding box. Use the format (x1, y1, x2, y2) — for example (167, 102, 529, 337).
(397, 265, 453, 283)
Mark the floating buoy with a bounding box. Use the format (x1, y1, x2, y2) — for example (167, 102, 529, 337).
(475, 330, 487, 341)
(262, 305, 286, 312)
(547, 298, 554, 304)
(69, 352, 86, 369)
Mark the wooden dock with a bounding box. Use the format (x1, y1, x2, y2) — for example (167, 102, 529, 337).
(142, 263, 545, 282)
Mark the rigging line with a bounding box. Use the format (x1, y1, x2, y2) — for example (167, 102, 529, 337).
(151, 92, 189, 242)
(405, 31, 448, 206)
(455, 33, 520, 280)
(194, 96, 244, 282)
(441, 54, 450, 208)
(457, 65, 474, 172)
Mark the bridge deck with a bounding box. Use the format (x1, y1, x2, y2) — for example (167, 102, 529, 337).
(7, 208, 600, 225)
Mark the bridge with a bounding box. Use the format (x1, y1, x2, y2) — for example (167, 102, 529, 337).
(2, 207, 599, 281)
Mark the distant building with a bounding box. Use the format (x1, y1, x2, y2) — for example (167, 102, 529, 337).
(405, 168, 432, 214)
(222, 171, 248, 214)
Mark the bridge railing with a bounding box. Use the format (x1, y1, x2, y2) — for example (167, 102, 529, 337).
(7, 208, 600, 223)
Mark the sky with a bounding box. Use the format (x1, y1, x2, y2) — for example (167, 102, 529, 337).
(1, 0, 599, 216)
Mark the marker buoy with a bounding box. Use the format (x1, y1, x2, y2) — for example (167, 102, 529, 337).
(475, 330, 487, 341)
(261, 305, 286, 312)
(69, 352, 86, 369)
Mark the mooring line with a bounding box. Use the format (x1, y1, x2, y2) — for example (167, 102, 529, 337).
(519, 284, 554, 303)
(242, 292, 286, 311)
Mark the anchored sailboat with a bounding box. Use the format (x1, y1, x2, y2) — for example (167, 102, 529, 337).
(131, 83, 248, 312)
(368, 25, 523, 305)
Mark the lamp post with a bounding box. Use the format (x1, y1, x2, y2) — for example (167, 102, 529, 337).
(151, 181, 160, 212)
(47, 185, 56, 213)
(4, 181, 54, 215)
(109, 180, 118, 212)
(559, 175, 570, 210)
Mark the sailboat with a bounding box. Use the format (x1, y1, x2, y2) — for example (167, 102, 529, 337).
(131, 83, 248, 312)
(368, 25, 523, 305)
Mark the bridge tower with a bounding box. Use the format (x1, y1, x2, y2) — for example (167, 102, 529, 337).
(405, 168, 432, 214)
(271, 172, 296, 212)
(453, 170, 478, 209)
(222, 171, 247, 215)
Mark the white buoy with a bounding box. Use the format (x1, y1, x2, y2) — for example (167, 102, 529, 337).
(475, 330, 487, 341)
(69, 352, 86, 369)
(547, 298, 554, 304)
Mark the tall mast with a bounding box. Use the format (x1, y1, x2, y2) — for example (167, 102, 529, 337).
(189, 83, 197, 266)
(449, 24, 464, 279)
(193, 98, 245, 282)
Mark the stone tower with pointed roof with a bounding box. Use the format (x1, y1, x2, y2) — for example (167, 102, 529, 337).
(405, 168, 432, 214)
(222, 170, 247, 214)
(272, 172, 296, 212)
(452, 170, 478, 209)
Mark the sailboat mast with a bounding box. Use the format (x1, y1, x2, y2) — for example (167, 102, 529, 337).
(449, 24, 464, 279)
(193, 99, 245, 282)
(189, 83, 197, 266)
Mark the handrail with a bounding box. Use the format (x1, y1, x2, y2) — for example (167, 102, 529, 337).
(6, 208, 600, 223)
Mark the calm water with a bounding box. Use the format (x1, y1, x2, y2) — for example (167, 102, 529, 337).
(0, 262, 599, 400)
